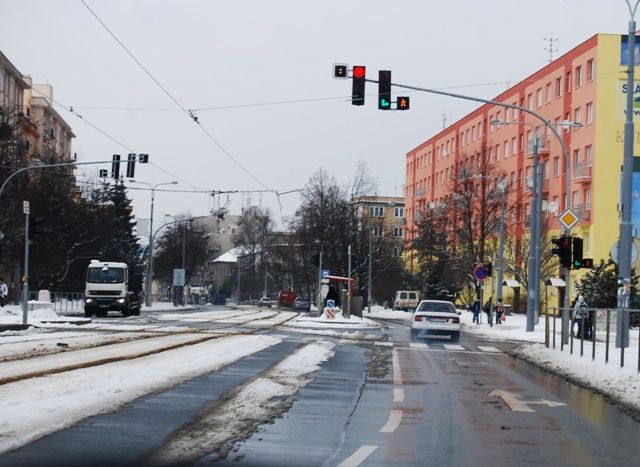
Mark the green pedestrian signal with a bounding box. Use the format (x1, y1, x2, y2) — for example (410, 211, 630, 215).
(378, 70, 391, 110)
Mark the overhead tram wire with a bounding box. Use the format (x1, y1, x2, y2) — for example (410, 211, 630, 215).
(80, 0, 272, 193)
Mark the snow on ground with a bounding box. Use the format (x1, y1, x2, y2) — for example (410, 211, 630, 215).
(361, 305, 412, 321)
(289, 309, 382, 329)
(0, 334, 281, 454)
(0, 305, 88, 326)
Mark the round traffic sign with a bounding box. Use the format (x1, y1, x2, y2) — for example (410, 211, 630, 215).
(473, 264, 488, 281)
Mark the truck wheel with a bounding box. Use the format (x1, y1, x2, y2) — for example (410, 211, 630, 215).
(123, 305, 131, 317)
(84, 308, 93, 318)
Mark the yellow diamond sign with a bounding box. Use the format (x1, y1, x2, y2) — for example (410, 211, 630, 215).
(557, 208, 581, 231)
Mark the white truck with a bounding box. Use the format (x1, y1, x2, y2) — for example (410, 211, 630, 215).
(84, 260, 142, 317)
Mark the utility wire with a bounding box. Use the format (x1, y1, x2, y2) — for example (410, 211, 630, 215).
(80, 0, 272, 192)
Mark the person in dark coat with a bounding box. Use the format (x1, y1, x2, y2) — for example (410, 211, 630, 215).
(471, 300, 481, 324)
(483, 297, 492, 324)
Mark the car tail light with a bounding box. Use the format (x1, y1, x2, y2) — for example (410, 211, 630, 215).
(415, 316, 423, 321)
(452, 317, 460, 324)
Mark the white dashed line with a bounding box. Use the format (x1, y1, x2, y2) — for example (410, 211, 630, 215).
(379, 409, 403, 433)
(477, 346, 501, 353)
(393, 388, 405, 402)
(338, 445, 378, 467)
(409, 342, 429, 349)
(443, 344, 466, 351)
(392, 348, 402, 385)
(374, 341, 394, 347)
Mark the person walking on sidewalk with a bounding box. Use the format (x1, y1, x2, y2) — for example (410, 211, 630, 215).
(471, 299, 480, 324)
(0, 278, 8, 307)
(483, 297, 492, 324)
(572, 295, 588, 338)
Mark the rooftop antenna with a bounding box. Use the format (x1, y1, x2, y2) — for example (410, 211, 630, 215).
(544, 33, 558, 63)
(441, 113, 447, 129)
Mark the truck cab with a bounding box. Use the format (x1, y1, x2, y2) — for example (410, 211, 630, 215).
(84, 260, 141, 317)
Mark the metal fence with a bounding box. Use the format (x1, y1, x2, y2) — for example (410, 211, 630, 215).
(543, 307, 640, 373)
(26, 291, 84, 314)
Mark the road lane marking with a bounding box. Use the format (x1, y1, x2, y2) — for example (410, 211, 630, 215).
(409, 342, 429, 349)
(477, 345, 501, 353)
(392, 348, 402, 385)
(338, 445, 378, 467)
(393, 388, 405, 402)
(374, 341, 393, 347)
(379, 409, 403, 433)
(443, 344, 466, 351)
(489, 389, 566, 412)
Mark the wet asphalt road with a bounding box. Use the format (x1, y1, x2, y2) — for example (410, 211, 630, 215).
(1, 308, 639, 466)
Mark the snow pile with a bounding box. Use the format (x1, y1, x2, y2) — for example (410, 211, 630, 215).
(0, 304, 87, 326)
(292, 309, 381, 329)
(363, 305, 412, 321)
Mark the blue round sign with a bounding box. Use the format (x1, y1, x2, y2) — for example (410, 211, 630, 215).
(473, 265, 488, 281)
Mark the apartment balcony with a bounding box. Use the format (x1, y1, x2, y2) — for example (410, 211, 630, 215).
(573, 162, 592, 184)
(573, 204, 591, 221)
(526, 135, 551, 158)
(414, 188, 425, 199)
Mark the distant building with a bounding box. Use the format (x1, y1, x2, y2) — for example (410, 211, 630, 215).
(355, 195, 405, 257)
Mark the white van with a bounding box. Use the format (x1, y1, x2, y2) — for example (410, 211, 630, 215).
(394, 290, 420, 311)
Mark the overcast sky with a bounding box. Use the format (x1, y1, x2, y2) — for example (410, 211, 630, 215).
(0, 0, 628, 228)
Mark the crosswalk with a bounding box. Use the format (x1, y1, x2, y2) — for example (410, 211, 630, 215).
(372, 341, 504, 353)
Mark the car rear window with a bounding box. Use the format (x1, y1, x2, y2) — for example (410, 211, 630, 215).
(399, 292, 407, 299)
(409, 292, 417, 299)
(416, 302, 456, 313)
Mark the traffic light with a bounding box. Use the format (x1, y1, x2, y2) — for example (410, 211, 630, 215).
(378, 70, 391, 110)
(551, 236, 572, 269)
(581, 258, 594, 268)
(111, 154, 121, 179)
(351, 66, 366, 106)
(571, 237, 584, 269)
(99, 169, 108, 178)
(138, 153, 149, 163)
(126, 153, 136, 178)
(397, 96, 410, 110)
(484, 262, 493, 276)
(333, 64, 348, 79)
(29, 216, 44, 240)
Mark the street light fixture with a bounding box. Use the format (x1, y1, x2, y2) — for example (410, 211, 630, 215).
(130, 180, 178, 307)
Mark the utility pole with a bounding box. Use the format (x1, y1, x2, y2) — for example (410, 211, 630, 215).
(526, 133, 540, 332)
(497, 181, 507, 318)
(368, 228, 372, 313)
(347, 245, 352, 318)
(21, 202, 29, 325)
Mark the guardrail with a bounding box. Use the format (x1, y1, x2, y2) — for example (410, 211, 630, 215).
(25, 291, 84, 314)
(543, 307, 640, 373)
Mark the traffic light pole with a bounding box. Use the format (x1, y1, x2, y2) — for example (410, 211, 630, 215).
(526, 134, 540, 332)
(22, 211, 29, 325)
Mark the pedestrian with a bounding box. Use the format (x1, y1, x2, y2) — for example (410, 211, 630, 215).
(483, 297, 492, 324)
(0, 278, 7, 307)
(572, 295, 588, 338)
(495, 301, 504, 324)
(471, 299, 480, 324)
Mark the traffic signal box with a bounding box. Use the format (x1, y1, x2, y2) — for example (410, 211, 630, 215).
(571, 236, 593, 269)
(351, 66, 366, 106)
(397, 96, 410, 110)
(551, 236, 572, 269)
(378, 70, 391, 110)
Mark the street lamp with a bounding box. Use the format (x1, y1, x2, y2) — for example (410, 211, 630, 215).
(618, 0, 640, 348)
(130, 180, 178, 307)
(496, 178, 508, 322)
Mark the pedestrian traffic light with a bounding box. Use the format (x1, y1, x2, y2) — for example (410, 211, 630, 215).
(572, 237, 584, 269)
(484, 262, 493, 276)
(126, 153, 136, 178)
(581, 258, 594, 268)
(397, 96, 410, 110)
(378, 70, 391, 110)
(351, 66, 366, 106)
(551, 235, 572, 269)
(138, 153, 149, 163)
(99, 169, 108, 178)
(29, 216, 44, 240)
(111, 154, 121, 179)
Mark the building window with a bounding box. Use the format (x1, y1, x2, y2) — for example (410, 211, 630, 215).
(565, 72, 572, 93)
(511, 137, 516, 155)
(585, 145, 592, 165)
(573, 148, 581, 166)
(564, 112, 571, 133)
(572, 191, 579, 208)
(586, 102, 593, 124)
(555, 76, 562, 97)
(574, 107, 582, 125)
(226, 269, 234, 276)
(369, 206, 384, 217)
(575, 65, 582, 87)
(544, 160, 550, 179)
(587, 59, 594, 81)
(504, 141, 509, 158)
(527, 93, 533, 110)
(553, 156, 560, 176)
(585, 188, 591, 210)
(394, 207, 404, 218)
(536, 88, 543, 107)
(372, 226, 383, 237)
(545, 83, 552, 103)
(393, 227, 403, 238)
(584, 232, 590, 253)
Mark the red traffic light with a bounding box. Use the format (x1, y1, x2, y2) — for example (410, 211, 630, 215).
(353, 66, 366, 79)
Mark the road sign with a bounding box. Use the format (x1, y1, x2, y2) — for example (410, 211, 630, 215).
(173, 268, 185, 286)
(557, 208, 580, 231)
(473, 264, 488, 281)
(610, 239, 639, 266)
(321, 269, 330, 278)
(23, 201, 29, 214)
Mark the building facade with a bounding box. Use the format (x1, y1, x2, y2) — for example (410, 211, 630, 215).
(405, 33, 634, 302)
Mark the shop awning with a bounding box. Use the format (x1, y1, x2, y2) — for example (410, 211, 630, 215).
(502, 279, 520, 287)
(546, 277, 566, 287)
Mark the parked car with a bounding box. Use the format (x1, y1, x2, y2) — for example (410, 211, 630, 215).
(410, 299, 461, 342)
(293, 296, 311, 311)
(278, 290, 297, 308)
(257, 296, 272, 308)
(394, 290, 420, 311)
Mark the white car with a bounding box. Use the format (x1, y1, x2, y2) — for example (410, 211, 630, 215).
(257, 296, 272, 308)
(410, 299, 461, 342)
